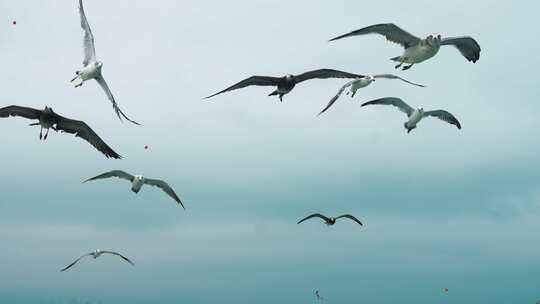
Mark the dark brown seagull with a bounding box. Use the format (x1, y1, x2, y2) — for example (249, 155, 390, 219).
(0, 105, 121, 159)
(205, 69, 364, 102)
(297, 213, 363, 226)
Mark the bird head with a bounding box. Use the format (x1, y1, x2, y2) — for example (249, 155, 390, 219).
(418, 107, 424, 113)
(284, 74, 294, 81)
(96, 61, 103, 69)
(367, 75, 375, 82)
(43, 106, 53, 113)
(426, 34, 442, 47)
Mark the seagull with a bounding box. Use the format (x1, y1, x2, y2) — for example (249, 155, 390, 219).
(61, 249, 134, 272)
(71, 0, 139, 125)
(329, 23, 481, 70)
(83, 170, 185, 209)
(361, 97, 461, 133)
(318, 74, 425, 115)
(297, 213, 363, 226)
(205, 69, 364, 102)
(0, 105, 121, 159)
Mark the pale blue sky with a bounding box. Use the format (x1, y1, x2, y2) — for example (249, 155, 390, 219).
(0, 0, 539, 303)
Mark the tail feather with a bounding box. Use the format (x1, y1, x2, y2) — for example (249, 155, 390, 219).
(268, 90, 278, 96)
(390, 56, 402, 62)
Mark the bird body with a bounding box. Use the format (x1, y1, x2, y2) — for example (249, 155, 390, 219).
(329, 23, 480, 70)
(83, 170, 185, 209)
(75, 61, 103, 83)
(405, 107, 424, 130)
(131, 175, 145, 193)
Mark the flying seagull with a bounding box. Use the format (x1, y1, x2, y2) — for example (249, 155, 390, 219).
(297, 213, 363, 226)
(61, 249, 134, 272)
(318, 74, 425, 115)
(83, 170, 185, 209)
(71, 0, 139, 125)
(0, 105, 121, 159)
(205, 69, 364, 102)
(361, 97, 461, 133)
(329, 23, 481, 70)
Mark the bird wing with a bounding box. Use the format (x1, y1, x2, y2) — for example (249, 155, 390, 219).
(329, 23, 421, 49)
(144, 178, 185, 209)
(0, 105, 42, 120)
(60, 253, 91, 272)
(295, 69, 363, 84)
(95, 75, 140, 125)
(102, 251, 135, 266)
(53, 114, 122, 159)
(423, 110, 462, 129)
(83, 170, 134, 183)
(335, 214, 363, 226)
(373, 74, 425, 87)
(361, 97, 414, 117)
(204, 76, 282, 99)
(440, 36, 481, 63)
(318, 80, 356, 116)
(79, 0, 96, 65)
(297, 213, 331, 224)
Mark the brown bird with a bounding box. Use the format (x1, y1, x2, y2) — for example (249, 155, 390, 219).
(297, 213, 363, 226)
(0, 105, 121, 159)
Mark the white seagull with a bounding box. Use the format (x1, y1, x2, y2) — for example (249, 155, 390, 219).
(329, 23, 481, 70)
(71, 0, 139, 125)
(83, 170, 185, 209)
(361, 97, 461, 133)
(61, 249, 134, 272)
(318, 74, 425, 115)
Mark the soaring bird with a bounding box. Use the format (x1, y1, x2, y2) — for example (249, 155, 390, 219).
(83, 170, 185, 209)
(297, 213, 363, 226)
(0, 105, 121, 159)
(329, 23, 481, 70)
(205, 69, 364, 102)
(318, 74, 424, 115)
(71, 0, 139, 125)
(361, 97, 461, 133)
(61, 249, 134, 272)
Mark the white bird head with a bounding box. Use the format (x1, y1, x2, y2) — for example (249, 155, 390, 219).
(425, 34, 442, 47)
(367, 75, 375, 82)
(284, 74, 294, 81)
(44, 106, 53, 113)
(418, 107, 424, 113)
(96, 61, 103, 69)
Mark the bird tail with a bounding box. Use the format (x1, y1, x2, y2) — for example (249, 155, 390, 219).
(268, 90, 278, 96)
(390, 56, 402, 62)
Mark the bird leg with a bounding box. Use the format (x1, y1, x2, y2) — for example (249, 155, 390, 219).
(44, 127, 50, 140)
(395, 62, 403, 69)
(279, 94, 284, 102)
(402, 64, 414, 71)
(39, 127, 43, 140)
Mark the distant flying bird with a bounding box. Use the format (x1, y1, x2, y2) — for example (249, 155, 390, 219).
(205, 69, 364, 102)
(329, 23, 481, 70)
(61, 249, 134, 272)
(318, 74, 425, 115)
(71, 0, 139, 125)
(361, 97, 461, 133)
(297, 213, 363, 226)
(83, 170, 185, 209)
(315, 290, 324, 302)
(0, 105, 121, 159)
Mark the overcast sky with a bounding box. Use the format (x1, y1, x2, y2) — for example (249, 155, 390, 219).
(1, 0, 539, 303)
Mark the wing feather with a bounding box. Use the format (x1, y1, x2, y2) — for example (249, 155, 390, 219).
(295, 69, 363, 84)
(83, 170, 134, 183)
(423, 110, 462, 129)
(297, 213, 331, 224)
(440, 36, 481, 63)
(144, 178, 185, 209)
(329, 23, 421, 49)
(0, 105, 42, 120)
(335, 214, 363, 226)
(79, 0, 96, 65)
(95, 75, 140, 125)
(373, 74, 425, 87)
(204, 76, 281, 99)
(361, 97, 414, 117)
(54, 114, 122, 159)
